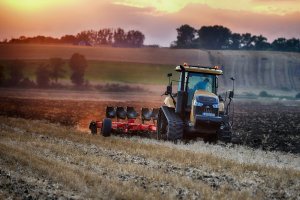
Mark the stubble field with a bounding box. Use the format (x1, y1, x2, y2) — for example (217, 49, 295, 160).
(0, 89, 299, 199)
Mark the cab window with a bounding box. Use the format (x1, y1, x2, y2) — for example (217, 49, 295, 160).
(186, 73, 215, 106)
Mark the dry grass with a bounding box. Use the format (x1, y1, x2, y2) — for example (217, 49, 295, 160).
(1, 116, 299, 199)
(136, 138, 300, 171)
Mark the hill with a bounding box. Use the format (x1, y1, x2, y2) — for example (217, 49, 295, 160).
(0, 44, 210, 65)
(0, 44, 299, 91)
(208, 50, 300, 92)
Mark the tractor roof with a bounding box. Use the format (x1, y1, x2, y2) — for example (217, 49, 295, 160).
(175, 64, 223, 75)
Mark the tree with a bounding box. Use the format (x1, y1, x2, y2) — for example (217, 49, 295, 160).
(271, 38, 287, 51)
(69, 53, 87, 86)
(49, 58, 65, 83)
(36, 64, 51, 88)
(8, 60, 25, 86)
(76, 31, 91, 45)
(97, 28, 113, 45)
(126, 30, 145, 47)
(228, 33, 241, 50)
(286, 38, 300, 52)
(197, 25, 231, 49)
(240, 33, 255, 50)
(87, 30, 98, 46)
(113, 28, 127, 47)
(60, 35, 77, 44)
(252, 35, 270, 50)
(173, 24, 196, 48)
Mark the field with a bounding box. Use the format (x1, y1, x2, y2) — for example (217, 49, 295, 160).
(1, 44, 300, 199)
(1, 44, 300, 91)
(0, 89, 299, 153)
(0, 59, 176, 85)
(0, 89, 300, 199)
(0, 44, 210, 65)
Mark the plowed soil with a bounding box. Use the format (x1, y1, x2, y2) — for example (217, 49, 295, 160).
(0, 89, 300, 199)
(0, 91, 299, 153)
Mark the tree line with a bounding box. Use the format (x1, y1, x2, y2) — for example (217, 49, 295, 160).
(3, 28, 145, 48)
(0, 53, 88, 88)
(172, 24, 300, 52)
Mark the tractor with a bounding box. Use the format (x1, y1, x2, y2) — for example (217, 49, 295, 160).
(157, 64, 234, 142)
(89, 63, 234, 142)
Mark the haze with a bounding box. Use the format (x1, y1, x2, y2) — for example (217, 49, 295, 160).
(0, 0, 299, 46)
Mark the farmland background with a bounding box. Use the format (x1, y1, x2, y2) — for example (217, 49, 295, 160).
(0, 44, 300, 199)
(1, 44, 299, 94)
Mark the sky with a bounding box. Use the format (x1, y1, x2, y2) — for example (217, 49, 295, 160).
(0, 0, 300, 46)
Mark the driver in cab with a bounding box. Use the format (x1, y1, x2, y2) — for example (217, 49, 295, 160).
(194, 78, 209, 91)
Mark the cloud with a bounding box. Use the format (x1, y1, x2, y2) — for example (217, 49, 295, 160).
(112, 0, 199, 13)
(0, 0, 299, 46)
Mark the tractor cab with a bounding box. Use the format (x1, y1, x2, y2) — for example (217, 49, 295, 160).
(164, 64, 223, 112)
(176, 65, 221, 107)
(174, 64, 223, 125)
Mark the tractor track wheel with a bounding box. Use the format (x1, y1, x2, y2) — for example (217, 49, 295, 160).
(101, 118, 112, 137)
(157, 109, 168, 140)
(217, 120, 233, 143)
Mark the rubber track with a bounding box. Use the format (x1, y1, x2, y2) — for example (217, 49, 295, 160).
(161, 106, 184, 140)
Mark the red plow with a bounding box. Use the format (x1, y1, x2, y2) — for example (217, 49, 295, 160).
(89, 106, 159, 137)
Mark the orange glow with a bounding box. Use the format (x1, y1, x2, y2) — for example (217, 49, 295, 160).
(2, 0, 74, 12)
(0, 0, 299, 46)
(4, 0, 53, 11)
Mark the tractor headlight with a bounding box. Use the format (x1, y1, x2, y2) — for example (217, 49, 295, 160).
(193, 100, 203, 107)
(212, 104, 219, 108)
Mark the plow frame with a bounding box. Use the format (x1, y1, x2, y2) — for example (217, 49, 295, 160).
(89, 106, 159, 136)
(93, 119, 157, 134)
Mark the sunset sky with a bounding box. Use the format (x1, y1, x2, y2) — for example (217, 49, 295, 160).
(0, 0, 299, 46)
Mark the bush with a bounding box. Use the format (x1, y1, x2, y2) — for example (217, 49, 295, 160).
(36, 64, 51, 88)
(259, 91, 272, 98)
(19, 78, 36, 88)
(8, 60, 25, 86)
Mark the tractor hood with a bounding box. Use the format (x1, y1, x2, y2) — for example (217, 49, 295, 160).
(194, 90, 218, 99)
(190, 90, 219, 125)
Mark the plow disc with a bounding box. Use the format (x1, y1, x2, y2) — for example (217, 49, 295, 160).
(89, 106, 159, 137)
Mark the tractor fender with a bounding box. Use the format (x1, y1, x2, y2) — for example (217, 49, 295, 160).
(163, 96, 175, 108)
(160, 106, 184, 140)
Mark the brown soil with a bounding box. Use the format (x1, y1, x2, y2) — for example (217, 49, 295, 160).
(0, 95, 299, 154)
